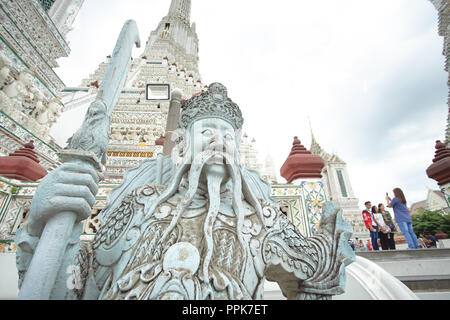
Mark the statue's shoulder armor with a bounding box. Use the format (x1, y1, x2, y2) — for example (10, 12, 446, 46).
(100, 155, 174, 224)
(257, 199, 282, 229)
(92, 184, 166, 265)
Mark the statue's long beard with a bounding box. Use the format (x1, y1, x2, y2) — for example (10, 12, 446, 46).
(146, 147, 265, 284)
(202, 168, 224, 285)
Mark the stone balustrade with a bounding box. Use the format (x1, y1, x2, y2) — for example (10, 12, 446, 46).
(357, 248, 450, 299)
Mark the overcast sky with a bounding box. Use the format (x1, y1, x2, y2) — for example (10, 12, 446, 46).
(53, 0, 448, 209)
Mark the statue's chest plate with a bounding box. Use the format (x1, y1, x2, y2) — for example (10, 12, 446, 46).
(93, 186, 277, 300)
(100, 208, 260, 300)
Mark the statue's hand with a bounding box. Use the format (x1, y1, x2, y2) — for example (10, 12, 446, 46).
(27, 162, 99, 238)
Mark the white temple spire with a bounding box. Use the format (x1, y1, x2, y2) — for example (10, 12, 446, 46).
(309, 119, 322, 156)
(168, 0, 191, 25)
(143, 0, 199, 74)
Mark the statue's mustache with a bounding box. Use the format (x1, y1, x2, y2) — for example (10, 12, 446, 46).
(194, 145, 236, 166)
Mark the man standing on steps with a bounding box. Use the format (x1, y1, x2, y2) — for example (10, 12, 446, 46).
(362, 201, 379, 251)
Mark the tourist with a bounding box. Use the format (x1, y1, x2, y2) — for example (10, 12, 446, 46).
(354, 237, 362, 251)
(378, 203, 396, 250)
(418, 234, 427, 248)
(366, 239, 373, 251)
(348, 239, 354, 250)
(358, 239, 365, 251)
(386, 188, 419, 249)
(362, 201, 379, 250)
(348, 239, 355, 251)
(424, 232, 437, 248)
(372, 205, 390, 250)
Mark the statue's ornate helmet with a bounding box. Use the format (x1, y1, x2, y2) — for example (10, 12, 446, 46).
(179, 83, 244, 130)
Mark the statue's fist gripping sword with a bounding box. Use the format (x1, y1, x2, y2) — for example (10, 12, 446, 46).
(18, 20, 140, 300)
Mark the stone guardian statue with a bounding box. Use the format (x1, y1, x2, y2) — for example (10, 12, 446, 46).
(16, 80, 355, 300)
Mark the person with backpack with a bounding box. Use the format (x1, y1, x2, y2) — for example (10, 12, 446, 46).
(372, 205, 391, 250)
(378, 203, 396, 250)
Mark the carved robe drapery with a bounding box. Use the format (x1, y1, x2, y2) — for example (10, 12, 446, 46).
(70, 182, 353, 300)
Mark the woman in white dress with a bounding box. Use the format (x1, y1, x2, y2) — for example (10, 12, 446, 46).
(372, 206, 391, 250)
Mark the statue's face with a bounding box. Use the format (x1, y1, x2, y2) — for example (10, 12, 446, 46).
(190, 117, 237, 165)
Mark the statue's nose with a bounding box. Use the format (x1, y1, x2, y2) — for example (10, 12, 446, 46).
(211, 133, 225, 146)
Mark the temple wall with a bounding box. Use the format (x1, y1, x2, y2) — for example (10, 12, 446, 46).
(271, 180, 326, 237)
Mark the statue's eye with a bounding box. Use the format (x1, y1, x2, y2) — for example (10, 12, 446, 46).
(224, 134, 234, 141)
(202, 129, 213, 137)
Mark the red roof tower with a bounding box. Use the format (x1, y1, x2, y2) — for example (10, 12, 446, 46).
(280, 136, 325, 183)
(426, 140, 450, 186)
(0, 141, 47, 181)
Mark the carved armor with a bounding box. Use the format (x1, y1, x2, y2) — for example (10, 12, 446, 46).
(72, 182, 353, 300)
